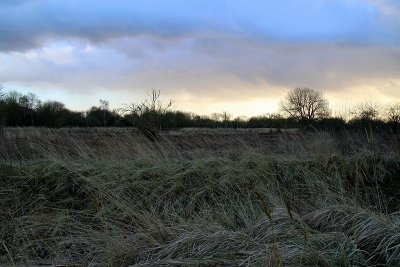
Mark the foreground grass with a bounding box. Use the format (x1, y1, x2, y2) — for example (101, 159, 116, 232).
(1, 128, 400, 266)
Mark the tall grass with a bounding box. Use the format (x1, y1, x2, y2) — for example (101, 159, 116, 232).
(0, 128, 399, 266)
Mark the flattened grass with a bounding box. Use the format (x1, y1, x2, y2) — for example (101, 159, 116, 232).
(0, 128, 399, 266)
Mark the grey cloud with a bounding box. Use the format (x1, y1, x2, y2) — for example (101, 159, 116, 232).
(110, 38, 400, 102)
(227, 0, 397, 46)
(3, 34, 399, 102)
(1, 2, 400, 113)
(2, 0, 400, 54)
(0, 0, 226, 53)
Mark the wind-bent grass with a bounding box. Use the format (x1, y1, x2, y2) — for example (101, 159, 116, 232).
(0, 128, 399, 266)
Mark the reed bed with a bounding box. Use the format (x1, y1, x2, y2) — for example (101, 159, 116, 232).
(0, 128, 399, 266)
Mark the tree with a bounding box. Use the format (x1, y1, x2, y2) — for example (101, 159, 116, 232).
(18, 94, 30, 125)
(266, 113, 284, 132)
(120, 89, 173, 141)
(350, 101, 380, 121)
(37, 101, 67, 127)
(175, 111, 191, 128)
(220, 111, 232, 128)
(99, 99, 109, 127)
(85, 106, 102, 127)
(209, 113, 220, 128)
(349, 101, 382, 130)
(233, 116, 248, 129)
(3, 90, 24, 126)
(279, 87, 330, 126)
(26, 92, 40, 126)
(385, 102, 400, 134)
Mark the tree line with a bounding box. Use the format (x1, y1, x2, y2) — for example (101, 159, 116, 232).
(0, 85, 399, 134)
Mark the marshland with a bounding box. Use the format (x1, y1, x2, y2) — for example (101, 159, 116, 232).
(3, 1, 400, 265)
(1, 127, 399, 266)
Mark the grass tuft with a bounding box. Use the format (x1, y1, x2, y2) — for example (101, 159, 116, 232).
(0, 128, 399, 265)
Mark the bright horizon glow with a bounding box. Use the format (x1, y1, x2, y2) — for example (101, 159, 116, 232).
(1, 0, 400, 118)
(5, 83, 398, 119)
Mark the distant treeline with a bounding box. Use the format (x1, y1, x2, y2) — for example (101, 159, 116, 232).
(0, 89, 399, 133)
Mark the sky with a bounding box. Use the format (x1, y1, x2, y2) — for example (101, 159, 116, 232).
(1, 0, 400, 117)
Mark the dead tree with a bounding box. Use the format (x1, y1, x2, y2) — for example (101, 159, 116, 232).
(120, 89, 173, 141)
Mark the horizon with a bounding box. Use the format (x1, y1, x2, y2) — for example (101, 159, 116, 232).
(1, 85, 394, 122)
(1, 0, 400, 117)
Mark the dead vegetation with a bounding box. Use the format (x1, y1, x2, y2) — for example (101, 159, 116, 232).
(0, 128, 399, 266)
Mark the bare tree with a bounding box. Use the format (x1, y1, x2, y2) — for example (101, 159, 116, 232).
(346, 101, 384, 131)
(27, 92, 40, 125)
(120, 88, 173, 141)
(211, 113, 221, 128)
(279, 87, 330, 126)
(6, 90, 22, 103)
(37, 100, 67, 127)
(233, 116, 248, 129)
(19, 94, 30, 125)
(265, 112, 284, 132)
(220, 111, 232, 128)
(385, 102, 400, 134)
(350, 101, 381, 122)
(99, 99, 109, 127)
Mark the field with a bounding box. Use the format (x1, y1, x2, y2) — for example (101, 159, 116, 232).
(1, 127, 400, 266)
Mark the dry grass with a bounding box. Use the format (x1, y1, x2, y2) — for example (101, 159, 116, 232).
(0, 127, 399, 266)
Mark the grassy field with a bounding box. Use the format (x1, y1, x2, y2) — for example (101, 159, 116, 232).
(1, 127, 400, 266)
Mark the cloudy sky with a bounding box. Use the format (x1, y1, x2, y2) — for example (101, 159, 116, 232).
(1, 0, 400, 117)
